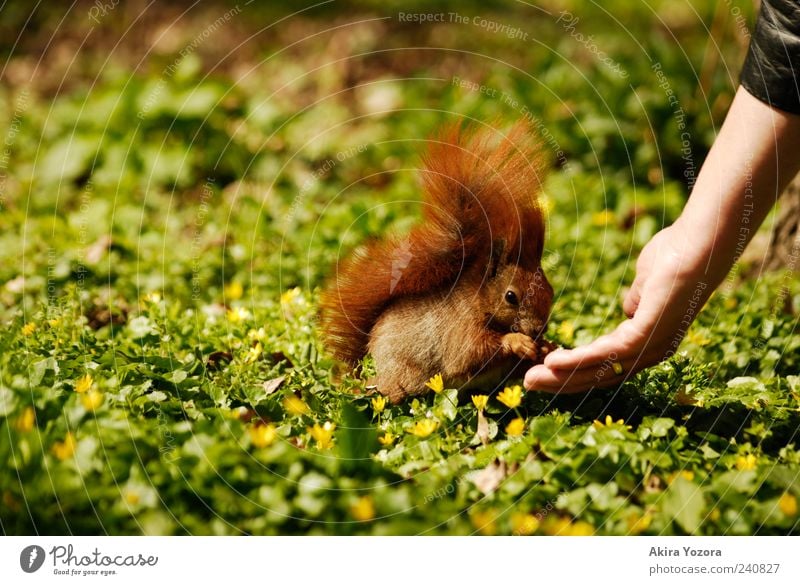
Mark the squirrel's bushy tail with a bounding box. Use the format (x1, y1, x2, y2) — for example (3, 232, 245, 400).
(320, 121, 547, 364)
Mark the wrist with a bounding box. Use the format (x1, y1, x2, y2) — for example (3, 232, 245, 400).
(665, 217, 715, 266)
(669, 213, 738, 286)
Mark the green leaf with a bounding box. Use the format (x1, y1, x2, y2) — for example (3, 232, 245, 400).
(0, 386, 17, 417)
(337, 403, 378, 473)
(147, 390, 168, 402)
(38, 137, 98, 184)
(649, 417, 675, 437)
(436, 389, 458, 422)
(174, 85, 223, 118)
(663, 477, 706, 534)
(29, 357, 59, 387)
(168, 370, 188, 384)
(128, 316, 156, 339)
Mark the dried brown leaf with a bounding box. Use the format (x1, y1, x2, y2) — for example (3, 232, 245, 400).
(477, 409, 490, 445)
(86, 235, 112, 264)
(471, 459, 507, 495)
(262, 375, 286, 396)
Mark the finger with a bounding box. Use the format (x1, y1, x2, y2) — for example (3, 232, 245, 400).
(544, 311, 658, 371)
(542, 332, 623, 370)
(525, 354, 653, 394)
(529, 345, 665, 391)
(524, 363, 622, 393)
(523, 364, 590, 393)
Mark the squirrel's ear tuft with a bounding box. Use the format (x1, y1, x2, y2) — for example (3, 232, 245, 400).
(488, 238, 507, 278)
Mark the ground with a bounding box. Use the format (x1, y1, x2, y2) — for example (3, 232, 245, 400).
(1, 0, 799, 535)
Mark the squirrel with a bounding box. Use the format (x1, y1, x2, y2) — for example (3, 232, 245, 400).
(319, 122, 556, 403)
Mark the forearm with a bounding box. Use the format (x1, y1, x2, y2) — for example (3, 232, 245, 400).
(675, 86, 800, 285)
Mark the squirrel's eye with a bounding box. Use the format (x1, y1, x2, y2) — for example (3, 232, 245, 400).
(504, 290, 519, 305)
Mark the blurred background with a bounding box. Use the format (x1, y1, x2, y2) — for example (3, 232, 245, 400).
(0, 0, 756, 309)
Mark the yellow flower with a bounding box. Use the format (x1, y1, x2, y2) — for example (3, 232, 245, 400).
(244, 342, 263, 364)
(283, 395, 310, 416)
(371, 395, 386, 413)
(627, 512, 652, 534)
(779, 493, 797, 517)
(81, 390, 104, 411)
(249, 423, 277, 448)
(52, 433, 76, 460)
(591, 209, 615, 227)
(75, 374, 94, 394)
(505, 417, 526, 437)
(709, 508, 721, 521)
(471, 394, 489, 411)
(557, 321, 574, 344)
(686, 329, 711, 346)
(407, 419, 438, 438)
(470, 509, 497, 536)
(142, 292, 161, 304)
(226, 307, 251, 323)
(511, 512, 539, 536)
(308, 422, 336, 450)
(724, 296, 738, 310)
(247, 327, 267, 341)
(496, 385, 523, 409)
(350, 496, 375, 522)
(15, 407, 35, 432)
(425, 373, 444, 394)
(543, 516, 573, 536)
(667, 470, 695, 484)
(22, 322, 36, 336)
(547, 517, 594, 536)
(48, 318, 61, 327)
(593, 414, 628, 429)
(280, 287, 302, 305)
(224, 281, 244, 301)
(378, 432, 396, 446)
(567, 521, 595, 536)
(230, 406, 249, 420)
(124, 491, 140, 506)
(735, 453, 757, 470)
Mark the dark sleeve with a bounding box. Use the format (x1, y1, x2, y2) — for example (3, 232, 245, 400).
(740, 0, 800, 114)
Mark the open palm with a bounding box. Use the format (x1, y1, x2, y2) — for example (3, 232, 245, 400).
(524, 224, 714, 393)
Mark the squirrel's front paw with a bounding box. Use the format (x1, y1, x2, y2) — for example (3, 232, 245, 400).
(501, 332, 539, 360)
(538, 338, 559, 356)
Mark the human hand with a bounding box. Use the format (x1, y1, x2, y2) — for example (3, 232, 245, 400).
(524, 223, 715, 393)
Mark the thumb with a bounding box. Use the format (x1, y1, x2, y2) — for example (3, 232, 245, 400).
(622, 272, 644, 318)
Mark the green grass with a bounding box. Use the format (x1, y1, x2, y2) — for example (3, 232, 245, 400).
(1, 0, 799, 535)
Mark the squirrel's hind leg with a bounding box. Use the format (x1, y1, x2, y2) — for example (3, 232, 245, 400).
(368, 332, 431, 403)
(371, 359, 430, 404)
(368, 301, 440, 403)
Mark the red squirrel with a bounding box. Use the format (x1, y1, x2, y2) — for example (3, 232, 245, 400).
(320, 122, 556, 403)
